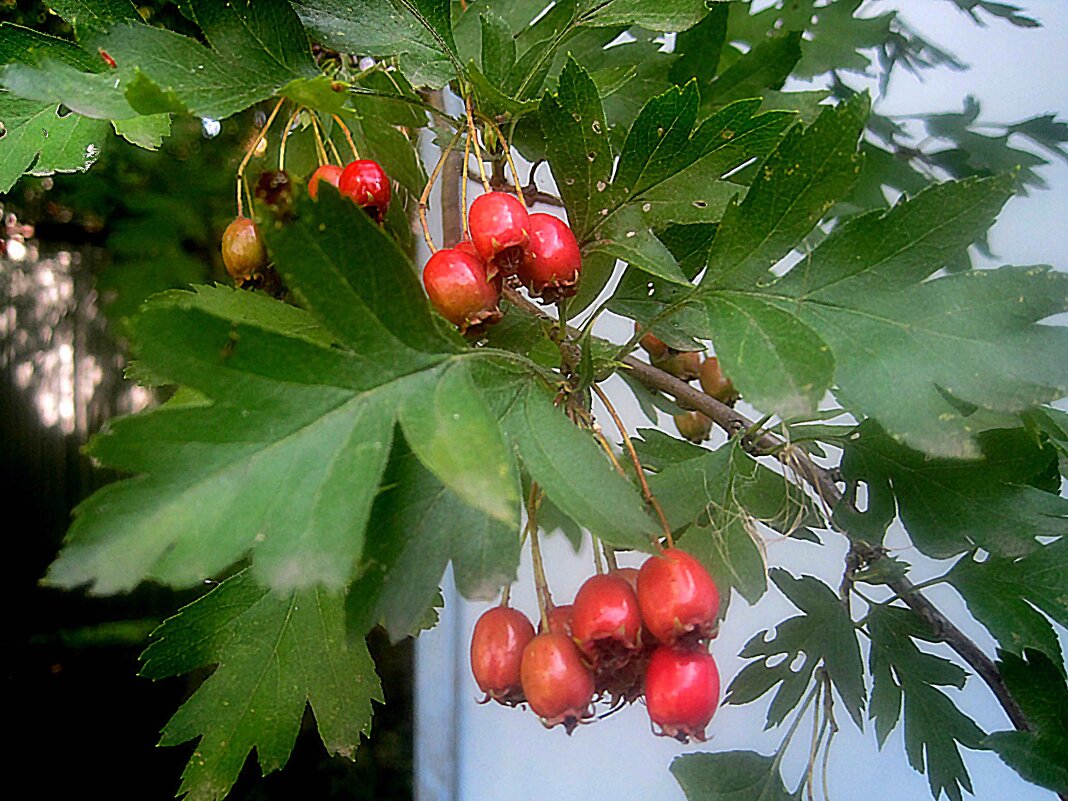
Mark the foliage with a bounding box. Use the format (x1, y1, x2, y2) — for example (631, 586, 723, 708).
(2, 1, 1066, 800)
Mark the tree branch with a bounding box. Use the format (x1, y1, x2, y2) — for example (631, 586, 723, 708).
(502, 286, 1034, 735)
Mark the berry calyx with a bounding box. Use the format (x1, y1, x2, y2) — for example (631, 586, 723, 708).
(675, 411, 712, 443)
(470, 606, 536, 705)
(570, 573, 642, 664)
(699, 356, 739, 405)
(637, 548, 720, 647)
(645, 646, 720, 742)
(422, 248, 502, 333)
(339, 159, 391, 221)
(518, 213, 582, 301)
(520, 632, 595, 733)
(221, 216, 268, 284)
(468, 192, 530, 278)
(308, 164, 343, 200)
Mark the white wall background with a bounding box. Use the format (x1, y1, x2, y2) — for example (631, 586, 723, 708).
(415, 3, 1068, 799)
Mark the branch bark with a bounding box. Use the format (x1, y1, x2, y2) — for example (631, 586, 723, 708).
(501, 286, 1033, 736)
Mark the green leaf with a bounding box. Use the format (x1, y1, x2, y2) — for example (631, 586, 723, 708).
(397, 361, 520, 524)
(112, 112, 170, 149)
(537, 57, 613, 240)
(0, 21, 101, 71)
(578, 0, 714, 32)
(703, 33, 803, 109)
(0, 94, 108, 192)
(588, 205, 691, 285)
(292, 0, 460, 88)
(140, 569, 382, 801)
(728, 570, 864, 727)
(501, 384, 661, 551)
(348, 436, 520, 640)
(948, 542, 1067, 664)
(42, 192, 533, 594)
(46, 0, 140, 42)
(672, 750, 800, 801)
(867, 606, 986, 801)
(983, 649, 1068, 793)
(838, 422, 1068, 557)
(480, 10, 516, 86)
(648, 440, 815, 603)
(2, 59, 140, 119)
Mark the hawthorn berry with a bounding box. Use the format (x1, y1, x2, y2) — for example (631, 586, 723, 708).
(339, 159, 391, 221)
(422, 248, 502, 332)
(468, 191, 530, 278)
(638, 330, 670, 362)
(699, 356, 739, 405)
(254, 169, 294, 216)
(520, 632, 595, 733)
(674, 411, 712, 443)
(570, 573, 642, 664)
(637, 548, 720, 647)
(656, 350, 702, 382)
(221, 216, 268, 284)
(518, 213, 582, 301)
(308, 164, 343, 200)
(544, 603, 574, 637)
(470, 606, 536, 705)
(644, 646, 720, 742)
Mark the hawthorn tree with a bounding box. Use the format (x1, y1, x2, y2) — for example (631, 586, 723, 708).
(2, 1, 1067, 800)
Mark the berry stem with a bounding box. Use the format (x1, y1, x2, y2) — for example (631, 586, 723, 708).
(418, 131, 461, 253)
(525, 482, 552, 630)
(331, 113, 361, 160)
(461, 133, 472, 239)
(309, 113, 330, 167)
(591, 534, 605, 575)
(236, 97, 285, 217)
(475, 110, 527, 208)
(603, 544, 619, 573)
(499, 582, 511, 608)
(279, 108, 302, 171)
(591, 382, 674, 548)
(464, 95, 492, 192)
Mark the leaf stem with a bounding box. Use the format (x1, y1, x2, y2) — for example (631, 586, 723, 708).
(591, 382, 673, 548)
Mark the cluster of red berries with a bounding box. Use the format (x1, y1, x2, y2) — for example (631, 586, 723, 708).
(220, 158, 393, 286)
(423, 191, 583, 333)
(639, 331, 739, 444)
(470, 548, 721, 741)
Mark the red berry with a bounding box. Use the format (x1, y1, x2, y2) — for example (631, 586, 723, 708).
(422, 248, 502, 332)
(544, 603, 574, 637)
(613, 567, 640, 591)
(221, 216, 268, 284)
(699, 356, 739, 404)
(637, 548, 720, 647)
(520, 632, 595, 733)
(657, 350, 702, 381)
(645, 646, 720, 742)
(453, 238, 483, 261)
(338, 159, 391, 220)
(470, 606, 536, 705)
(570, 573, 642, 662)
(518, 213, 582, 301)
(468, 192, 530, 277)
(308, 164, 343, 200)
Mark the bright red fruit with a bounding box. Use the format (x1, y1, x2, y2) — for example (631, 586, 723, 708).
(422, 248, 502, 332)
(338, 159, 391, 220)
(468, 192, 530, 276)
(453, 238, 483, 261)
(308, 164, 343, 200)
(637, 548, 720, 647)
(221, 216, 268, 283)
(544, 603, 574, 637)
(470, 606, 536, 705)
(518, 213, 582, 301)
(570, 574, 642, 662)
(520, 632, 595, 733)
(645, 646, 720, 742)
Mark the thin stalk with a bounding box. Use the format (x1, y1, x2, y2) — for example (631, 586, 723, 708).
(526, 482, 551, 630)
(324, 131, 344, 166)
(465, 95, 491, 191)
(309, 114, 330, 167)
(593, 429, 628, 477)
(499, 582, 511, 608)
(603, 543, 619, 572)
(418, 131, 461, 252)
(770, 679, 823, 781)
(461, 134, 472, 238)
(592, 534, 605, 575)
(332, 114, 360, 160)
(591, 382, 674, 548)
(279, 108, 301, 170)
(236, 96, 285, 216)
(477, 111, 527, 208)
